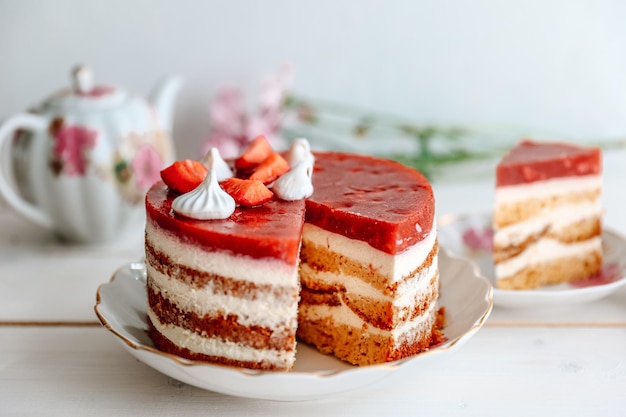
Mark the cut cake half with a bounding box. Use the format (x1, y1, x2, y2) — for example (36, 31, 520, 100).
(298, 152, 440, 365)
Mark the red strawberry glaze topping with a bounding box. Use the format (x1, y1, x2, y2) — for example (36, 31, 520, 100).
(148, 151, 435, 259)
(307, 152, 435, 255)
(496, 140, 601, 187)
(146, 182, 305, 264)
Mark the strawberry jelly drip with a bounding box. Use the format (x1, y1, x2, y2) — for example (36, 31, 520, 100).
(570, 263, 621, 288)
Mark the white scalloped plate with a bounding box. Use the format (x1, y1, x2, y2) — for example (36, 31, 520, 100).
(438, 213, 626, 308)
(94, 250, 492, 401)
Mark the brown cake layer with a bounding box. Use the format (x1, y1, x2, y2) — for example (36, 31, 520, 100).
(493, 217, 601, 263)
(296, 307, 440, 365)
(299, 272, 439, 330)
(494, 188, 600, 228)
(148, 285, 296, 351)
(300, 238, 438, 295)
(496, 250, 602, 290)
(146, 240, 296, 303)
(147, 318, 290, 371)
(298, 227, 440, 365)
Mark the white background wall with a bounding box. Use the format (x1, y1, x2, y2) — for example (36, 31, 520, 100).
(1, 0, 626, 158)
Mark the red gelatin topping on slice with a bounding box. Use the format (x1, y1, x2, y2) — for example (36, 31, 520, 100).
(307, 152, 434, 255)
(146, 182, 305, 264)
(496, 140, 601, 186)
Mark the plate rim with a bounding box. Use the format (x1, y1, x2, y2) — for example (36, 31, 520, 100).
(94, 251, 493, 381)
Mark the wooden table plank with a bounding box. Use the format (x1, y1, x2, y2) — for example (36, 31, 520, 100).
(0, 211, 144, 322)
(1, 326, 624, 416)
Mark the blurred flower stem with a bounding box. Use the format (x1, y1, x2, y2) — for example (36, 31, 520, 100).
(283, 94, 626, 179)
(283, 95, 518, 178)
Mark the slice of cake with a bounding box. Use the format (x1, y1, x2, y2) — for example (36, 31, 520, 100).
(146, 188, 305, 370)
(493, 139, 603, 290)
(146, 144, 306, 371)
(298, 152, 439, 365)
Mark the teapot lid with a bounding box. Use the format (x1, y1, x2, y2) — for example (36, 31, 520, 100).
(44, 65, 127, 109)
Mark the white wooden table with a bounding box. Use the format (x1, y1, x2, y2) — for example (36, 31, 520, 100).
(1, 150, 625, 417)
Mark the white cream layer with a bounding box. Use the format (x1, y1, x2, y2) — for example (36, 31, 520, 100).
(494, 236, 602, 279)
(146, 220, 298, 287)
(301, 297, 438, 343)
(300, 254, 438, 308)
(148, 265, 298, 329)
(495, 174, 601, 206)
(494, 200, 602, 248)
(147, 308, 294, 367)
(302, 221, 437, 284)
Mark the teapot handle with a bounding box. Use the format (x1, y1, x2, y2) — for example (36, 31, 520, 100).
(0, 113, 54, 229)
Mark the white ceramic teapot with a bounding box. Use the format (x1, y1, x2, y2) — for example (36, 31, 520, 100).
(0, 64, 182, 243)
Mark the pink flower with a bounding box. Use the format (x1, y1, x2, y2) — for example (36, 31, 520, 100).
(132, 144, 163, 190)
(209, 88, 245, 139)
(201, 131, 242, 160)
(52, 125, 98, 176)
(258, 63, 294, 112)
(245, 111, 285, 150)
(202, 64, 293, 157)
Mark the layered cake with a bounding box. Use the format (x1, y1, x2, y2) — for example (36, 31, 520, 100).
(493, 139, 603, 290)
(146, 137, 441, 370)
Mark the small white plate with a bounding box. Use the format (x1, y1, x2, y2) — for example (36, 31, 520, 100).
(438, 213, 626, 308)
(94, 251, 492, 401)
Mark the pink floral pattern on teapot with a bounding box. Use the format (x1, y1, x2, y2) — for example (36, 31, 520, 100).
(0, 65, 182, 243)
(49, 119, 98, 176)
(108, 131, 171, 204)
(47, 116, 170, 205)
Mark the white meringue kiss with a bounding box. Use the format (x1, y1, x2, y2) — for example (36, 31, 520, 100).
(172, 169, 235, 220)
(285, 138, 314, 168)
(202, 147, 234, 181)
(273, 161, 314, 201)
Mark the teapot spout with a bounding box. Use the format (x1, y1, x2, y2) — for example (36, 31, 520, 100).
(149, 75, 183, 135)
